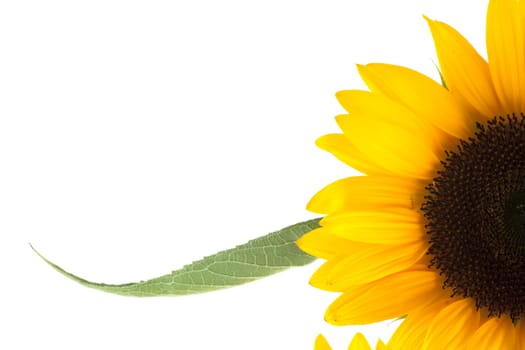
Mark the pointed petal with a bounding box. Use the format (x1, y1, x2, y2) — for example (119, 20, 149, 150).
(348, 333, 372, 350)
(335, 90, 442, 179)
(357, 63, 473, 139)
(321, 208, 425, 245)
(336, 115, 439, 179)
(425, 17, 500, 119)
(389, 300, 447, 350)
(310, 240, 427, 290)
(422, 299, 481, 350)
(336, 89, 443, 140)
(375, 340, 388, 350)
(315, 334, 333, 350)
(518, 321, 525, 349)
(466, 316, 518, 349)
(486, 0, 525, 113)
(315, 134, 391, 175)
(307, 175, 424, 215)
(297, 228, 366, 260)
(325, 270, 442, 325)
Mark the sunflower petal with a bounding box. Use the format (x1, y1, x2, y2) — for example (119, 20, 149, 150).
(320, 209, 425, 245)
(518, 321, 525, 349)
(307, 175, 424, 215)
(348, 333, 373, 350)
(357, 63, 472, 139)
(425, 17, 500, 120)
(336, 115, 440, 179)
(388, 301, 447, 350)
(325, 270, 442, 325)
(297, 228, 365, 260)
(310, 240, 427, 290)
(315, 134, 391, 175)
(486, 0, 525, 114)
(375, 340, 388, 350)
(336, 90, 441, 138)
(314, 334, 332, 350)
(422, 299, 480, 350)
(466, 316, 517, 350)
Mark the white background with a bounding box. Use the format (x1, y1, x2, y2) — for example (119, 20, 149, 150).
(1, 1, 487, 349)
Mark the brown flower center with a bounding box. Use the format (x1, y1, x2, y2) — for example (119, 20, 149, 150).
(421, 114, 525, 321)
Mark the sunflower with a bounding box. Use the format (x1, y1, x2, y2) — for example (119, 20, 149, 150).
(314, 333, 387, 350)
(297, 0, 525, 348)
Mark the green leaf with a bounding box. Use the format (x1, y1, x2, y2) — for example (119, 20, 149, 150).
(32, 218, 320, 297)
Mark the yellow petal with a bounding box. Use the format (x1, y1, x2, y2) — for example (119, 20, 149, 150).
(425, 17, 500, 120)
(315, 134, 391, 175)
(348, 333, 372, 350)
(486, 0, 525, 114)
(466, 316, 518, 350)
(320, 208, 425, 245)
(315, 334, 332, 350)
(307, 175, 424, 215)
(388, 300, 447, 350)
(335, 111, 440, 179)
(336, 89, 443, 139)
(336, 90, 423, 130)
(422, 299, 480, 350)
(297, 228, 365, 260)
(336, 90, 443, 179)
(310, 240, 427, 291)
(357, 63, 473, 139)
(375, 340, 388, 350)
(325, 270, 442, 325)
(518, 321, 525, 349)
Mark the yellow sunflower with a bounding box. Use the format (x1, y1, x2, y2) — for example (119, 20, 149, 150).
(298, 0, 525, 348)
(314, 333, 387, 350)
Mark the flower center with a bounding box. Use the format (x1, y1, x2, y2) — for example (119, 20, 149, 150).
(421, 114, 525, 320)
(507, 192, 525, 243)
